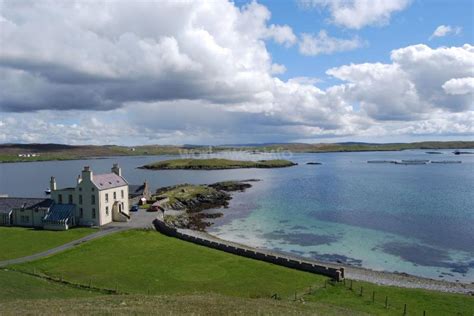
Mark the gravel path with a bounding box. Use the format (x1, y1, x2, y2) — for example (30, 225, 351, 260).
(193, 230, 474, 295)
(0, 226, 128, 267)
(0, 210, 158, 267)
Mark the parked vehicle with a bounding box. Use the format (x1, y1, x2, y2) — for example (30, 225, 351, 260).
(130, 205, 139, 212)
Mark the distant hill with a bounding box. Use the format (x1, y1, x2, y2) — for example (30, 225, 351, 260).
(1, 141, 473, 163)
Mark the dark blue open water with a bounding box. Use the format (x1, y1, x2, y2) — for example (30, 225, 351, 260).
(1, 150, 473, 281)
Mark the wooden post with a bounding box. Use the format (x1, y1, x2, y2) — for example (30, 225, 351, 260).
(423, 311, 426, 316)
(403, 303, 407, 315)
(89, 279, 92, 288)
(359, 286, 363, 296)
(372, 291, 375, 303)
(350, 280, 353, 290)
(385, 296, 388, 309)
(294, 291, 297, 301)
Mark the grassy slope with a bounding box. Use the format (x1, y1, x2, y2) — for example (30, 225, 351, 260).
(156, 184, 220, 204)
(0, 270, 98, 301)
(0, 294, 364, 316)
(10, 230, 474, 316)
(0, 227, 95, 261)
(141, 158, 296, 170)
(13, 230, 325, 298)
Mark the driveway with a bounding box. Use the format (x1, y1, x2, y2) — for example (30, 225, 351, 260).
(0, 226, 128, 267)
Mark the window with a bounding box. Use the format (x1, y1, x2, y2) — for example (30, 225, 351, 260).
(113, 192, 117, 200)
(106, 206, 109, 216)
(91, 194, 95, 205)
(121, 190, 124, 198)
(105, 193, 109, 203)
(91, 188, 94, 192)
(79, 187, 82, 192)
(92, 208, 96, 219)
(68, 194, 73, 204)
(80, 208, 83, 218)
(58, 194, 62, 204)
(21, 215, 29, 223)
(79, 195, 82, 204)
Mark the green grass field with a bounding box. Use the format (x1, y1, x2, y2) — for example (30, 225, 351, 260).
(140, 158, 297, 170)
(2, 229, 473, 315)
(0, 270, 98, 302)
(0, 227, 95, 261)
(0, 293, 365, 315)
(12, 230, 326, 298)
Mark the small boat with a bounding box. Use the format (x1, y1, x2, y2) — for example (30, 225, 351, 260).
(426, 151, 442, 154)
(431, 160, 462, 164)
(44, 188, 51, 195)
(367, 160, 396, 163)
(401, 160, 430, 163)
(394, 161, 427, 165)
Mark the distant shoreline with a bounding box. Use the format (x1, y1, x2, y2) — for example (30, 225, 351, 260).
(1, 141, 473, 163)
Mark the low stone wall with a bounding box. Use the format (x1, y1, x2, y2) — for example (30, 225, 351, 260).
(153, 218, 344, 281)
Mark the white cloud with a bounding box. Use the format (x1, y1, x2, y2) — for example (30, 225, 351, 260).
(299, 0, 411, 29)
(266, 24, 297, 47)
(327, 44, 474, 120)
(299, 30, 363, 56)
(0, 0, 472, 145)
(442, 78, 474, 95)
(429, 25, 462, 40)
(270, 63, 287, 75)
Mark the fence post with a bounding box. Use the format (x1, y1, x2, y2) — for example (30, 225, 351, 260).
(423, 310, 426, 316)
(385, 296, 388, 309)
(403, 303, 407, 315)
(350, 280, 353, 290)
(294, 291, 297, 301)
(372, 291, 375, 303)
(359, 286, 363, 296)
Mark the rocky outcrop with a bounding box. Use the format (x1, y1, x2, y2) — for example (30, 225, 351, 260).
(156, 180, 257, 231)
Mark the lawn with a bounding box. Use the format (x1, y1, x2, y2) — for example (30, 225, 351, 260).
(0, 293, 363, 315)
(140, 158, 297, 170)
(13, 230, 326, 298)
(0, 227, 95, 261)
(9, 230, 474, 315)
(0, 269, 98, 302)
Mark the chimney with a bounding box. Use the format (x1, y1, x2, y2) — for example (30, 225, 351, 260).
(111, 163, 121, 176)
(77, 174, 82, 184)
(82, 166, 93, 181)
(50, 176, 57, 191)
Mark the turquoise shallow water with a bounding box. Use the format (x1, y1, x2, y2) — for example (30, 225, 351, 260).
(207, 150, 474, 282)
(1, 149, 473, 281)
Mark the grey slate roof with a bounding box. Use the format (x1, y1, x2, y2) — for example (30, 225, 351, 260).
(92, 173, 128, 191)
(43, 204, 75, 224)
(0, 198, 53, 212)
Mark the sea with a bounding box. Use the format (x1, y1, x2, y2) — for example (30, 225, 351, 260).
(1, 149, 473, 282)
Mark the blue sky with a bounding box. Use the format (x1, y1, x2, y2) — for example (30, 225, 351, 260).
(0, 0, 473, 145)
(261, 0, 473, 85)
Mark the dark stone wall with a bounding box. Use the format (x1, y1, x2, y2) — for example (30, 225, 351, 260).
(153, 218, 344, 281)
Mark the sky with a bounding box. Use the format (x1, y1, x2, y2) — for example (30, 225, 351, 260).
(0, 0, 473, 145)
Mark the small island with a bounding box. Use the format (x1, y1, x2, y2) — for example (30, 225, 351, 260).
(151, 180, 258, 230)
(139, 158, 297, 170)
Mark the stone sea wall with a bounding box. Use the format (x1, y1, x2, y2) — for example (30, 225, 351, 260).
(153, 218, 344, 281)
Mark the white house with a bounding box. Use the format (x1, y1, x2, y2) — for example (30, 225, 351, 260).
(50, 164, 130, 227)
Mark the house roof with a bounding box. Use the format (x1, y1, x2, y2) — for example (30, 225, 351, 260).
(92, 173, 128, 191)
(43, 204, 75, 224)
(0, 198, 53, 212)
